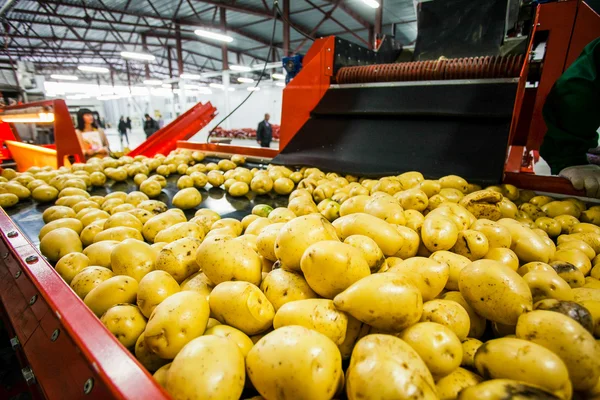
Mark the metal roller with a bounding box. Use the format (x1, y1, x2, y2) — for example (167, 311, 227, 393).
(336, 54, 524, 84)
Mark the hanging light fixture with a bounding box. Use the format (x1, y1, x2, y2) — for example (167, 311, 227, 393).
(50, 74, 78, 81)
(194, 29, 233, 43)
(78, 65, 110, 73)
(120, 51, 156, 61)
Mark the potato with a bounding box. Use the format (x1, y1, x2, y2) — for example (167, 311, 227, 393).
(138, 199, 168, 215)
(136, 270, 180, 318)
(516, 310, 600, 390)
(209, 281, 274, 335)
(255, 223, 284, 262)
(420, 299, 470, 341)
(363, 195, 406, 225)
(180, 272, 214, 300)
(440, 291, 487, 339)
(100, 304, 146, 348)
(400, 322, 462, 377)
(42, 205, 76, 223)
(79, 209, 111, 227)
(557, 239, 595, 260)
(300, 241, 370, 299)
(333, 213, 403, 256)
(387, 257, 447, 301)
(260, 268, 317, 311)
(196, 237, 261, 286)
(394, 188, 429, 212)
(484, 248, 519, 271)
(578, 300, 600, 336)
(40, 227, 83, 262)
(421, 215, 459, 252)
(519, 203, 546, 220)
(172, 187, 202, 209)
(497, 218, 554, 263)
(430, 251, 470, 291)
(274, 299, 348, 345)
(104, 212, 143, 231)
(461, 338, 483, 368)
(338, 315, 364, 360)
(144, 291, 210, 359)
(211, 218, 243, 235)
(39, 218, 83, 240)
(94, 226, 143, 243)
(346, 334, 436, 399)
(70, 266, 114, 299)
(436, 368, 483, 400)
(55, 195, 88, 208)
(333, 272, 422, 332)
(154, 222, 205, 244)
(473, 337, 571, 399)
(268, 207, 296, 223)
(142, 210, 187, 243)
(247, 326, 342, 400)
(339, 194, 370, 216)
(110, 239, 156, 282)
(78, 219, 102, 246)
(139, 180, 162, 198)
(452, 230, 489, 261)
(111, 203, 136, 214)
(517, 261, 556, 276)
(166, 335, 245, 400)
(542, 200, 581, 218)
(72, 201, 100, 214)
(135, 331, 169, 372)
(205, 318, 221, 330)
(343, 235, 385, 272)
(523, 271, 573, 302)
(533, 299, 594, 333)
(535, 217, 562, 238)
(204, 325, 254, 357)
(459, 190, 503, 221)
(55, 252, 90, 284)
(459, 379, 563, 400)
(31, 185, 58, 202)
(5, 182, 30, 199)
(84, 275, 138, 316)
(459, 260, 532, 325)
(274, 214, 339, 270)
(251, 175, 274, 195)
(155, 238, 201, 283)
(559, 232, 600, 254)
(555, 215, 580, 234)
(245, 217, 272, 236)
(552, 249, 592, 275)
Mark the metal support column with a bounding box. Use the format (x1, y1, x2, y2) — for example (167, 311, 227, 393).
(167, 46, 173, 78)
(283, 0, 290, 56)
(220, 8, 229, 70)
(175, 24, 184, 76)
(141, 33, 150, 79)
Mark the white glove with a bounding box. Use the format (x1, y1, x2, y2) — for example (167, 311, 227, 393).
(559, 165, 600, 198)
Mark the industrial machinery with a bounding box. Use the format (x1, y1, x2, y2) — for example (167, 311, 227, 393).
(0, 0, 599, 399)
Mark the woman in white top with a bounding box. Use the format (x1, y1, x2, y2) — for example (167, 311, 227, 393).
(75, 108, 110, 158)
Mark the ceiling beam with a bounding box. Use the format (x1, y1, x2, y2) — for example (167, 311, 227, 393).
(321, 0, 371, 28)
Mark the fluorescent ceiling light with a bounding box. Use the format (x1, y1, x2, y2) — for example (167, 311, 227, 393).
(0, 112, 55, 124)
(180, 73, 201, 80)
(51, 74, 78, 81)
(143, 79, 163, 86)
(237, 77, 254, 83)
(194, 29, 233, 43)
(362, 0, 380, 8)
(209, 83, 224, 89)
(275, 82, 286, 87)
(272, 73, 286, 80)
(230, 65, 252, 72)
(185, 84, 201, 90)
(120, 51, 156, 61)
(247, 87, 260, 92)
(161, 84, 172, 88)
(78, 65, 109, 73)
(228, 87, 235, 92)
(97, 95, 121, 100)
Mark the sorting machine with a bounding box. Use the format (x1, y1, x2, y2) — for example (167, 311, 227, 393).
(0, 0, 599, 398)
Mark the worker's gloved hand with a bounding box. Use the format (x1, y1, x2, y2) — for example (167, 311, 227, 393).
(559, 165, 600, 198)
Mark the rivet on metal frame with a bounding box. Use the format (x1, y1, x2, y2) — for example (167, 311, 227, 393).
(10, 336, 20, 350)
(25, 255, 38, 264)
(21, 367, 36, 386)
(50, 329, 60, 342)
(2, 252, 8, 259)
(29, 295, 37, 305)
(7, 231, 18, 238)
(14, 270, 21, 279)
(83, 378, 94, 395)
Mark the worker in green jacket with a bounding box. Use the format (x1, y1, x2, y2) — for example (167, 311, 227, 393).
(540, 37, 600, 197)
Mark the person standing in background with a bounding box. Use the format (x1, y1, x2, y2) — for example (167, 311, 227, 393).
(118, 116, 129, 148)
(75, 108, 110, 158)
(256, 113, 272, 148)
(126, 116, 132, 135)
(143, 114, 159, 138)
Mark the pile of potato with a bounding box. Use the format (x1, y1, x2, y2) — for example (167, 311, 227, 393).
(8, 149, 600, 400)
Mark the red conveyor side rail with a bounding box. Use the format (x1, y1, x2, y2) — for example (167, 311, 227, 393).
(129, 102, 217, 157)
(0, 209, 169, 400)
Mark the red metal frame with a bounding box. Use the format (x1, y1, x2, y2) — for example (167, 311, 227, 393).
(0, 208, 168, 400)
(177, 141, 278, 159)
(0, 99, 85, 167)
(129, 101, 217, 157)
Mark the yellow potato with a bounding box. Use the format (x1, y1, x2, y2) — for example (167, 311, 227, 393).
(404, 209, 425, 232)
(557, 239, 595, 260)
(39, 218, 83, 240)
(209, 281, 274, 335)
(273, 299, 348, 345)
(180, 272, 214, 300)
(459, 379, 563, 400)
(332, 213, 403, 256)
(346, 334, 436, 399)
(84, 275, 139, 317)
(452, 229, 489, 261)
(559, 232, 600, 254)
(154, 222, 205, 243)
(138, 199, 168, 215)
(578, 300, 600, 336)
(144, 291, 210, 359)
(55, 195, 88, 207)
(135, 332, 169, 372)
(484, 247, 519, 271)
(519, 203, 546, 220)
(40, 227, 83, 262)
(338, 315, 364, 360)
(533, 299, 594, 333)
(333, 272, 422, 332)
(139, 180, 162, 198)
(344, 234, 385, 272)
(137, 270, 181, 318)
(461, 338, 483, 368)
(458, 190, 503, 221)
(459, 260, 532, 325)
(317, 199, 340, 221)
(393, 225, 420, 259)
(103, 212, 143, 231)
(55, 252, 90, 284)
(72, 200, 100, 213)
(256, 223, 284, 262)
(420, 299, 470, 341)
(155, 237, 202, 283)
(552, 248, 592, 275)
(42, 205, 76, 223)
(4, 182, 30, 200)
(363, 196, 406, 225)
(110, 239, 157, 282)
(100, 304, 146, 348)
(268, 207, 296, 223)
(259, 268, 317, 311)
(535, 217, 562, 238)
(245, 217, 272, 236)
(517, 261, 556, 276)
(394, 188, 429, 212)
(142, 210, 187, 243)
(421, 215, 459, 252)
(400, 322, 462, 377)
(79, 209, 111, 227)
(542, 200, 581, 218)
(522, 270, 573, 303)
(250, 174, 274, 195)
(286, 196, 318, 216)
(440, 291, 487, 339)
(204, 324, 253, 357)
(196, 237, 261, 286)
(166, 335, 245, 400)
(555, 215, 580, 234)
(439, 175, 468, 193)
(300, 241, 370, 299)
(70, 266, 114, 299)
(247, 326, 343, 400)
(430, 250, 470, 291)
(31, 185, 58, 202)
(497, 218, 554, 263)
(79, 222, 105, 247)
(418, 179, 441, 197)
(388, 257, 449, 301)
(516, 310, 600, 390)
(339, 194, 371, 216)
(436, 368, 483, 400)
(211, 218, 243, 235)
